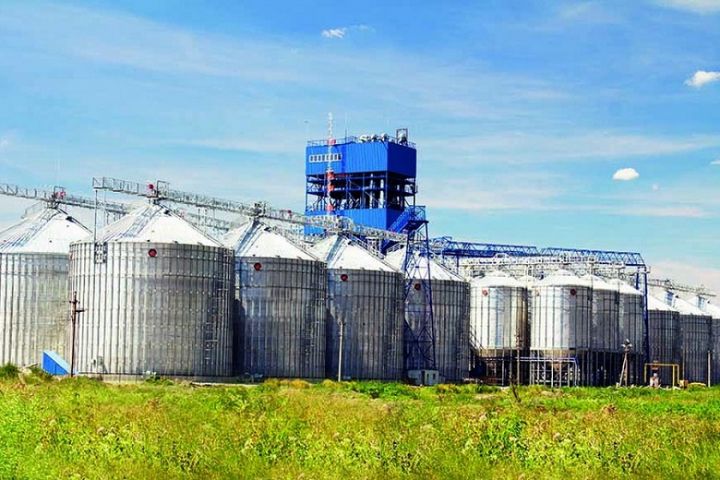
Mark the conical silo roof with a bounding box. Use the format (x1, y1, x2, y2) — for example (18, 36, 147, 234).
(516, 275, 537, 287)
(647, 293, 676, 312)
(0, 207, 89, 253)
(223, 220, 317, 260)
(581, 274, 615, 292)
(671, 294, 709, 316)
(537, 269, 593, 288)
(384, 248, 462, 281)
(90, 204, 220, 246)
(471, 270, 524, 288)
(702, 301, 720, 319)
(608, 279, 643, 296)
(310, 235, 396, 272)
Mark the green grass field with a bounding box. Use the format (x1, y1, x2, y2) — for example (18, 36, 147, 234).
(1, 366, 720, 479)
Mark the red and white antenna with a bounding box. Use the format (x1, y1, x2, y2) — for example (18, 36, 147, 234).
(325, 112, 335, 214)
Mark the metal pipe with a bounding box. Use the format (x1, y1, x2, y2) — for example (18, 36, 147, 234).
(69, 291, 85, 377)
(337, 318, 345, 382)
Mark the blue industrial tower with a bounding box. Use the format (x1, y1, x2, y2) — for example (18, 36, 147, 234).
(305, 128, 417, 233)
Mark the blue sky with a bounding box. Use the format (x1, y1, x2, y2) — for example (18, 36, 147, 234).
(0, 0, 718, 290)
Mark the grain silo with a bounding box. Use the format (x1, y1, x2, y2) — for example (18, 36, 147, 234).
(469, 271, 528, 385)
(697, 298, 720, 385)
(647, 294, 680, 386)
(0, 207, 89, 367)
(311, 235, 404, 381)
(385, 248, 471, 382)
(224, 220, 326, 380)
(608, 279, 645, 385)
(583, 275, 621, 386)
(69, 204, 234, 380)
(530, 270, 593, 386)
(669, 293, 712, 384)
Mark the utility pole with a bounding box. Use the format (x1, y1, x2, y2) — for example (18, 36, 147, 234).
(69, 291, 85, 377)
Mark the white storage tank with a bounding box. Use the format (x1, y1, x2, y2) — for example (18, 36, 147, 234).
(385, 249, 471, 382)
(0, 207, 89, 367)
(530, 269, 593, 386)
(311, 235, 404, 381)
(224, 220, 326, 379)
(69, 204, 235, 380)
(469, 271, 528, 385)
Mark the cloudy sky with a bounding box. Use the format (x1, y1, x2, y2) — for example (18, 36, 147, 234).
(0, 0, 718, 292)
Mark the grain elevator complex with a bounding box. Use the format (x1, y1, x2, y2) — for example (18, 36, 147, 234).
(0, 125, 717, 387)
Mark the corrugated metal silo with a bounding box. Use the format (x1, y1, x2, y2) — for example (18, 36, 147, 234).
(647, 294, 680, 386)
(224, 220, 326, 379)
(530, 270, 593, 386)
(385, 249, 471, 382)
(0, 207, 89, 367)
(469, 271, 528, 385)
(608, 279, 645, 385)
(669, 293, 711, 384)
(583, 275, 621, 386)
(698, 299, 720, 384)
(311, 235, 404, 381)
(69, 205, 234, 380)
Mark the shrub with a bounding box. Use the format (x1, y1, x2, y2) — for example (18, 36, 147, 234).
(0, 363, 20, 380)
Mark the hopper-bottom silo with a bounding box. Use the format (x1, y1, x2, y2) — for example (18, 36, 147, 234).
(647, 295, 681, 386)
(311, 236, 404, 381)
(530, 270, 596, 387)
(70, 205, 235, 380)
(470, 271, 528, 386)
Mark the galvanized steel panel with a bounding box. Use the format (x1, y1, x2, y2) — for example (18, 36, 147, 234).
(325, 269, 404, 381)
(678, 313, 711, 383)
(69, 242, 234, 379)
(589, 288, 620, 352)
(236, 257, 327, 379)
(0, 253, 69, 366)
(618, 291, 644, 384)
(531, 285, 592, 351)
(407, 278, 470, 382)
(648, 309, 680, 385)
(471, 284, 528, 352)
(712, 319, 720, 385)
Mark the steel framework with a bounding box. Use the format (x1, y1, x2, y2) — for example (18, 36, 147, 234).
(92, 177, 407, 243)
(428, 237, 651, 364)
(399, 207, 437, 375)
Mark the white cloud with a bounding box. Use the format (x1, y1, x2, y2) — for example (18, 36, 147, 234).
(685, 70, 720, 88)
(656, 0, 720, 14)
(613, 167, 640, 181)
(321, 25, 373, 39)
(652, 261, 720, 297)
(321, 28, 346, 39)
(617, 206, 706, 218)
(711, 159, 720, 165)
